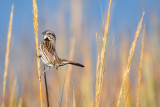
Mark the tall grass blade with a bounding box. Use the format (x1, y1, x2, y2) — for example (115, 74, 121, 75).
(116, 12, 145, 107)
(65, 39, 75, 107)
(73, 85, 76, 107)
(95, 0, 112, 106)
(32, 0, 43, 106)
(9, 77, 17, 107)
(136, 25, 145, 107)
(2, 5, 14, 107)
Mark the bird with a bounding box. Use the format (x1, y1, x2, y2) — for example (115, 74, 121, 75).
(38, 30, 84, 75)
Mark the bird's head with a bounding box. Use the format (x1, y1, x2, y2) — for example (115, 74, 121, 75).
(42, 30, 56, 43)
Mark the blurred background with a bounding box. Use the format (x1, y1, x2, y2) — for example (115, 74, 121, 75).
(0, 0, 160, 106)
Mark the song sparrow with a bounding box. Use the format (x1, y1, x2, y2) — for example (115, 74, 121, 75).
(38, 30, 84, 75)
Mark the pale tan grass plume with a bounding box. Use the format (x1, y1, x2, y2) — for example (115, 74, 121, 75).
(32, 0, 43, 106)
(2, 5, 14, 107)
(65, 39, 75, 107)
(18, 98, 22, 107)
(116, 12, 145, 107)
(95, 33, 100, 105)
(9, 77, 17, 107)
(95, 54, 100, 100)
(73, 85, 76, 107)
(81, 41, 92, 106)
(136, 25, 145, 107)
(94, 0, 112, 106)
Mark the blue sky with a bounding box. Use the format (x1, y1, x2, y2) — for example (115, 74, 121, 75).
(0, 0, 159, 47)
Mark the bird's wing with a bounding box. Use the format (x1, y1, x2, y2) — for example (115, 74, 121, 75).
(44, 48, 55, 64)
(39, 41, 55, 65)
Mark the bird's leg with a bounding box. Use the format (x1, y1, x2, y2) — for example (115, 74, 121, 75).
(41, 66, 50, 76)
(53, 56, 58, 70)
(56, 66, 58, 70)
(53, 65, 58, 70)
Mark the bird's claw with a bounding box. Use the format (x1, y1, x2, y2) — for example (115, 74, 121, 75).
(36, 53, 41, 58)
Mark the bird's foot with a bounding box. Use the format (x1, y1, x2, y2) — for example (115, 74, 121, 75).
(55, 65, 58, 70)
(36, 53, 42, 58)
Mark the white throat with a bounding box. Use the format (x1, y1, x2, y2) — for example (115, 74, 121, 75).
(44, 35, 48, 39)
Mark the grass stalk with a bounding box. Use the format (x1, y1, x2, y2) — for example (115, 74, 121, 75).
(2, 5, 14, 107)
(73, 85, 76, 107)
(136, 25, 145, 107)
(95, 33, 100, 95)
(32, 0, 43, 106)
(116, 12, 145, 107)
(44, 71, 49, 107)
(9, 77, 17, 107)
(94, 0, 112, 106)
(18, 97, 22, 107)
(65, 39, 75, 107)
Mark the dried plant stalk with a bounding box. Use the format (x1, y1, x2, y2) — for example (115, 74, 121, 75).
(9, 77, 17, 107)
(65, 39, 75, 107)
(73, 85, 76, 107)
(95, 33, 100, 93)
(44, 71, 49, 107)
(2, 5, 14, 107)
(136, 25, 145, 107)
(94, 0, 112, 106)
(18, 97, 22, 107)
(32, 0, 43, 106)
(95, 53, 100, 98)
(116, 12, 145, 107)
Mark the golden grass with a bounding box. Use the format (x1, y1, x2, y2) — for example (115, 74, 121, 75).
(94, 0, 112, 106)
(64, 39, 75, 107)
(95, 33, 100, 93)
(95, 33, 100, 105)
(18, 98, 22, 107)
(95, 53, 100, 100)
(73, 85, 76, 107)
(81, 41, 92, 106)
(116, 12, 145, 107)
(9, 77, 17, 107)
(1, 0, 159, 106)
(2, 5, 14, 107)
(32, 0, 43, 106)
(121, 36, 130, 107)
(136, 25, 145, 107)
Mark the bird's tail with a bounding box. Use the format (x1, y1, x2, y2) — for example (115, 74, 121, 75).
(60, 59, 84, 67)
